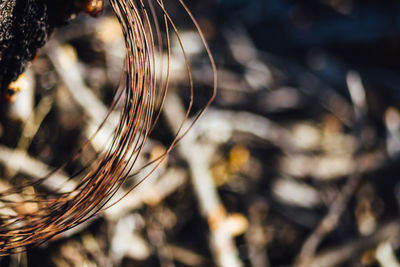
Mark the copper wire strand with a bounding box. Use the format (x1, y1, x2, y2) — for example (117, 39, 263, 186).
(0, 0, 217, 255)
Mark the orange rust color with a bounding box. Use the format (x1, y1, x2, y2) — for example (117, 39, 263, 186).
(208, 205, 228, 233)
(6, 73, 27, 102)
(75, 0, 104, 17)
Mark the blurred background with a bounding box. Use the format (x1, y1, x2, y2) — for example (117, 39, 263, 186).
(2, 0, 400, 266)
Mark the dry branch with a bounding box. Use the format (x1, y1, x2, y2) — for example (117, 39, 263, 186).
(295, 70, 371, 266)
(164, 93, 243, 267)
(304, 220, 400, 267)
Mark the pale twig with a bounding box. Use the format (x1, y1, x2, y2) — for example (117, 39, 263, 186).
(9, 70, 35, 122)
(163, 93, 243, 267)
(169, 245, 207, 266)
(347, 71, 368, 116)
(0, 143, 186, 216)
(46, 42, 120, 152)
(0, 145, 76, 193)
(224, 26, 354, 126)
(6, 95, 53, 179)
(47, 42, 118, 125)
(81, 233, 114, 267)
(376, 241, 400, 267)
(110, 214, 151, 263)
(384, 107, 400, 157)
(198, 109, 296, 153)
(304, 220, 400, 267)
(52, 167, 186, 239)
(147, 216, 176, 267)
(295, 70, 370, 266)
(224, 26, 272, 90)
(245, 201, 271, 267)
(295, 172, 362, 267)
(104, 167, 187, 219)
(0, 143, 187, 247)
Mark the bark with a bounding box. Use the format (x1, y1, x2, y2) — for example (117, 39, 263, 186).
(0, 0, 51, 96)
(0, 0, 80, 97)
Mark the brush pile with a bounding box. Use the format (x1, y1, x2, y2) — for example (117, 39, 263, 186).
(1, 0, 400, 266)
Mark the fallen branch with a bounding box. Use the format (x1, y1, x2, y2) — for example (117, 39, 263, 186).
(163, 92, 243, 267)
(295, 70, 370, 266)
(304, 220, 400, 267)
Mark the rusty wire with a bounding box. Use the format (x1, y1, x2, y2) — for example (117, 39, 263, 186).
(0, 0, 216, 255)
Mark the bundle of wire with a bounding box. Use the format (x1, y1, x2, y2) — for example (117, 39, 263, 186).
(0, 0, 217, 254)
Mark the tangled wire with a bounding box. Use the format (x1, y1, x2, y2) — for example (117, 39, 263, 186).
(0, 0, 216, 255)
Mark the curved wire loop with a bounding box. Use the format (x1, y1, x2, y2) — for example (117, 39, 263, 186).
(0, 0, 216, 255)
